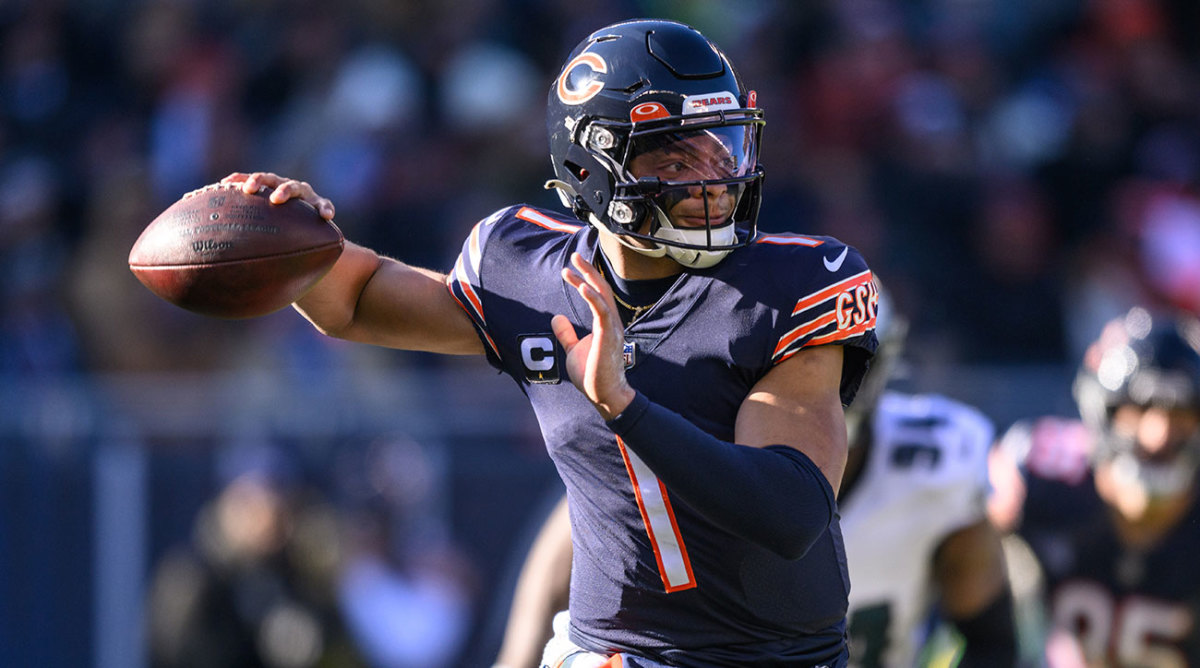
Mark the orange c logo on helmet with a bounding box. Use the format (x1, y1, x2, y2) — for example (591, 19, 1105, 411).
(630, 102, 670, 122)
(557, 52, 608, 105)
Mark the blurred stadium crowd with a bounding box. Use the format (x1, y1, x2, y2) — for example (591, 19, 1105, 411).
(3, 0, 1200, 666)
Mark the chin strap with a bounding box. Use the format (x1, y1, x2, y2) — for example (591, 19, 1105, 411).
(546, 179, 669, 259)
(654, 207, 734, 268)
(598, 219, 669, 258)
(544, 179, 588, 220)
(543, 179, 731, 268)
(543, 178, 576, 198)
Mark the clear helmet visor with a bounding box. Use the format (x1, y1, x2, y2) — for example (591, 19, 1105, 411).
(618, 122, 761, 267)
(628, 122, 760, 182)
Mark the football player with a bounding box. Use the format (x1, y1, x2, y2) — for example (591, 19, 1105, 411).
(493, 287, 1017, 668)
(989, 306, 1200, 666)
(226, 19, 877, 666)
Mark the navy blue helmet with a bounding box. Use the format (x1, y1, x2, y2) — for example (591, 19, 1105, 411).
(546, 19, 765, 268)
(1073, 307, 1200, 500)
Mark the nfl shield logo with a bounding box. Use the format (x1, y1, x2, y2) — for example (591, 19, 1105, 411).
(622, 341, 636, 369)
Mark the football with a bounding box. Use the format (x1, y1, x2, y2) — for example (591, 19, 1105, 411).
(128, 182, 344, 319)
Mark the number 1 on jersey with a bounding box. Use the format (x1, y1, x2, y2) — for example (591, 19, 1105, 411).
(617, 437, 697, 592)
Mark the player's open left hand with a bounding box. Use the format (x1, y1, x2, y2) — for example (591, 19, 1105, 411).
(552, 252, 636, 421)
(221, 172, 336, 221)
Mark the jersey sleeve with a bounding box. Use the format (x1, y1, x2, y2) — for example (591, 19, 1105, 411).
(445, 206, 514, 368)
(993, 416, 1099, 535)
(879, 393, 996, 529)
(766, 237, 879, 405)
(928, 395, 996, 525)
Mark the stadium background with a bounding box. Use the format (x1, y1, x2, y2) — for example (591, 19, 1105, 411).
(1, 0, 1196, 665)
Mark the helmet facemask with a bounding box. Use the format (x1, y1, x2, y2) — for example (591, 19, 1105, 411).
(1074, 307, 1200, 512)
(1097, 407, 1200, 518)
(600, 112, 764, 268)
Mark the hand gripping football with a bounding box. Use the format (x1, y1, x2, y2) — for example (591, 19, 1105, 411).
(128, 182, 344, 319)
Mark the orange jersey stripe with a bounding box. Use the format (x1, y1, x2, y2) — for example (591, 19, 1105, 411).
(452, 256, 485, 320)
(791, 270, 873, 316)
(773, 311, 838, 359)
(516, 206, 583, 233)
(445, 288, 501, 359)
(808, 314, 876, 347)
(445, 267, 502, 360)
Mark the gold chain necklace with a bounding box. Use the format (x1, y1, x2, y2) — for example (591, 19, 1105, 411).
(611, 291, 654, 319)
(597, 261, 656, 322)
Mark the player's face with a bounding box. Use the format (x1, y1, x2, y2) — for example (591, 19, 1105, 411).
(1097, 402, 1200, 519)
(1111, 403, 1200, 461)
(628, 127, 750, 230)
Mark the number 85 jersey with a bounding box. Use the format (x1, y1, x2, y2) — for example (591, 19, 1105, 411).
(1000, 416, 1200, 667)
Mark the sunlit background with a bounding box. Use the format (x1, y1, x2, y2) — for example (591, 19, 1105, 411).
(3, 0, 1199, 666)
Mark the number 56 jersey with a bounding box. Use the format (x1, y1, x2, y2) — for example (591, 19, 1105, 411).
(447, 204, 878, 665)
(838, 391, 995, 667)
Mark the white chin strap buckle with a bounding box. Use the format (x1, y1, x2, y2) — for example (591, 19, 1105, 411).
(654, 216, 736, 269)
(664, 245, 730, 269)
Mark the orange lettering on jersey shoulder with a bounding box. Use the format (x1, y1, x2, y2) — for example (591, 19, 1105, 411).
(804, 273, 876, 346)
(836, 278, 879, 331)
(776, 272, 877, 360)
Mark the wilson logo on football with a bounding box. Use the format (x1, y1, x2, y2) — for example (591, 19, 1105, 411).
(557, 52, 608, 105)
(630, 102, 670, 122)
(192, 239, 234, 253)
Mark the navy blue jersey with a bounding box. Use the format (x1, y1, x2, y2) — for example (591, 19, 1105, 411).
(448, 205, 877, 666)
(1001, 417, 1200, 666)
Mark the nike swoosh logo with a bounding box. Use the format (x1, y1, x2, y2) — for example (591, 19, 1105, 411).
(823, 246, 848, 272)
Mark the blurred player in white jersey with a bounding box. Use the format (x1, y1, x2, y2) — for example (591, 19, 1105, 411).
(838, 290, 1016, 667)
(494, 286, 1016, 668)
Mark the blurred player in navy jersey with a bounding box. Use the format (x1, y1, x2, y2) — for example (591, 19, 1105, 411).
(224, 18, 877, 667)
(493, 287, 1016, 668)
(989, 306, 1200, 666)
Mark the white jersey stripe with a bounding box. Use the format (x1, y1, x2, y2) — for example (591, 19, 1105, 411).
(755, 234, 824, 247)
(516, 206, 584, 233)
(618, 438, 696, 592)
(467, 221, 484, 276)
